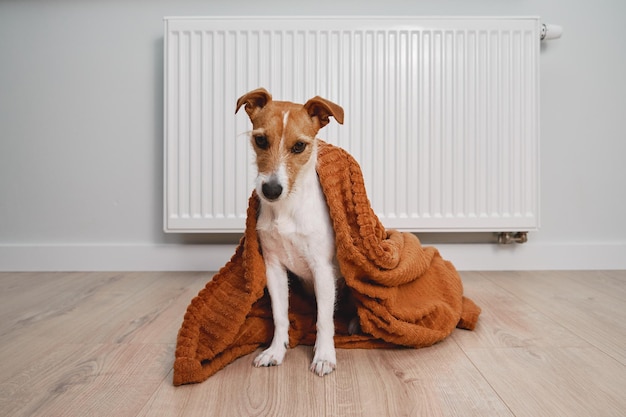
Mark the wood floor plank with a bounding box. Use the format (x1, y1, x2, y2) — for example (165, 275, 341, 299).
(571, 270, 626, 300)
(464, 346, 626, 417)
(0, 272, 205, 349)
(0, 272, 202, 405)
(453, 272, 591, 349)
(0, 342, 87, 417)
(479, 271, 626, 364)
(0, 272, 121, 335)
(357, 343, 514, 417)
(93, 272, 211, 345)
(126, 272, 210, 344)
(139, 348, 335, 417)
(139, 342, 512, 417)
(0, 272, 143, 380)
(0, 342, 172, 417)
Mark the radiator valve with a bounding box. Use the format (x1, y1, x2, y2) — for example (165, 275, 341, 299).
(497, 232, 528, 244)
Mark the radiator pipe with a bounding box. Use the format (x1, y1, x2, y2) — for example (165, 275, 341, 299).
(498, 232, 528, 245)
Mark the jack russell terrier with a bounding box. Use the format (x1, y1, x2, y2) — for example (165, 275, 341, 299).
(236, 87, 347, 376)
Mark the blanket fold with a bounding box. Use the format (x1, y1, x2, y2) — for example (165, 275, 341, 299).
(173, 142, 480, 386)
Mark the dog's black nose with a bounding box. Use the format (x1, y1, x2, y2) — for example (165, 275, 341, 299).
(262, 182, 283, 201)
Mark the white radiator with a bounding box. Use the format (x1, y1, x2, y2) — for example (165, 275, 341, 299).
(164, 16, 540, 233)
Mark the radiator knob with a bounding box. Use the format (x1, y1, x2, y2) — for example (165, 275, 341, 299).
(541, 24, 563, 41)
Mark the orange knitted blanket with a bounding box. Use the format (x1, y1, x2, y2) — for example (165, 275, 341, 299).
(173, 142, 481, 386)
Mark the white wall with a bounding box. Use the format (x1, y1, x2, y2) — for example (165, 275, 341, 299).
(1, 0, 625, 271)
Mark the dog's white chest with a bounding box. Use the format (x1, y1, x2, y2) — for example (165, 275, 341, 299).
(257, 181, 335, 284)
(260, 219, 310, 278)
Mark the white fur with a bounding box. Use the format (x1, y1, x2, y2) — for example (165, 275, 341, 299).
(253, 140, 340, 376)
(254, 163, 289, 202)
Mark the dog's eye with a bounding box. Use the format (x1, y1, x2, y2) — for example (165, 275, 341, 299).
(254, 135, 269, 149)
(291, 141, 307, 154)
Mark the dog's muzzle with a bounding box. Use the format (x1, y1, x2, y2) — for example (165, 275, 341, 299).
(261, 179, 283, 201)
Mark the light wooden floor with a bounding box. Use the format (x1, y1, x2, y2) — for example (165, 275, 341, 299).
(0, 271, 624, 417)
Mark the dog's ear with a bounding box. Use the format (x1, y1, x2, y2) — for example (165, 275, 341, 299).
(303, 96, 344, 128)
(236, 88, 272, 118)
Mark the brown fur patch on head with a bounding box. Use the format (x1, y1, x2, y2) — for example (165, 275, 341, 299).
(236, 89, 344, 199)
(249, 101, 320, 195)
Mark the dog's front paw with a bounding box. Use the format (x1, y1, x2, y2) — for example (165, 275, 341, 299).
(310, 359, 336, 376)
(310, 345, 336, 376)
(253, 345, 287, 368)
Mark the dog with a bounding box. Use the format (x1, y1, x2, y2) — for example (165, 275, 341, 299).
(235, 87, 345, 376)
